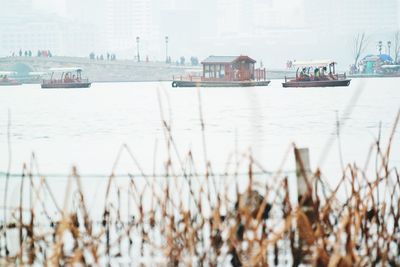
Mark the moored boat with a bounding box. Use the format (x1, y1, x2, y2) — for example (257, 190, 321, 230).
(0, 71, 22, 86)
(41, 67, 91, 89)
(282, 60, 351, 88)
(172, 55, 270, 87)
(349, 54, 400, 78)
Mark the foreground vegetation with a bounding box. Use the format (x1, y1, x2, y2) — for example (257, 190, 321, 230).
(0, 111, 399, 266)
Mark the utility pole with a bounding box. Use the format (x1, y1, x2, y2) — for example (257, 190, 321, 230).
(378, 41, 383, 55)
(165, 36, 169, 63)
(136, 36, 140, 62)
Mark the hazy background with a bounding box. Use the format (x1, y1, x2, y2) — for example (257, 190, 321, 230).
(1, 0, 400, 68)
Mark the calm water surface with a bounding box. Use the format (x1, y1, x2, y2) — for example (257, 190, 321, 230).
(0, 78, 398, 179)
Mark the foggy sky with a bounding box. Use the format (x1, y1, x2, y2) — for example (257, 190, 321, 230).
(3, 0, 400, 68)
(33, 0, 65, 15)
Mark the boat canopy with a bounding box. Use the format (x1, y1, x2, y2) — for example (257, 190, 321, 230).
(363, 55, 380, 62)
(29, 71, 47, 75)
(0, 71, 17, 75)
(293, 60, 335, 68)
(49, 67, 84, 72)
(379, 54, 393, 62)
(381, 64, 400, 69)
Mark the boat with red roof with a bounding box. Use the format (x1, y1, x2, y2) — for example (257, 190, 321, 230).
(172, 55, 270, 87)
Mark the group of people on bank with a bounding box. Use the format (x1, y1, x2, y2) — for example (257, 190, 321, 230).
(11, 49, 52, 58)
(89, 52, 116, 61)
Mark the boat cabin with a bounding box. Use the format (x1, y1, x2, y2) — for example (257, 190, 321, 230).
(379, 64, 400, 75)
(45, 67, 86, 83)
(0, 71, 17, 81)
(201, 55, 266, 81)
(0, 71, 21, 85)
(41, 67, 91, 88)
(292, 60, 340, 81)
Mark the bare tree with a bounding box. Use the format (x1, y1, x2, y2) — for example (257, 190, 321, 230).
(394, 31, 400, 63)
(353, 33, 368, 67)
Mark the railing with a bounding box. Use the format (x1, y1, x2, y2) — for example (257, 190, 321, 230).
(284, 73, 347, 82)
(172, 75, 202, 82)
(337, 73, 347, 79)
(173, 69, 268, 82)
(255, 68, 267, 81)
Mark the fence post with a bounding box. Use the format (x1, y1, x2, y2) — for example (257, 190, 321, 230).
(294, 148, 312, 202)
(294, 147, 316, 264)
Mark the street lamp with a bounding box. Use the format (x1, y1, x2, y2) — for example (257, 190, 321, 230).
(136, 36, 140, 62)
(387, 41, 392, 57)
(378, 41, 383, 55)
(165, 36, 169, 63)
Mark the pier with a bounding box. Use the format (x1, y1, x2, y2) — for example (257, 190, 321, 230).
(0, 56, 295, 83)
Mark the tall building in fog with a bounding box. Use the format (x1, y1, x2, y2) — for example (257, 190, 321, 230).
(106, 0, 159, 58)
(302, 0, 399, 65)
(216, 0, 242, 37)
(216, 0, 306, 37)
(0, 15, 63, 56)
(106, 0, 135, 51)
(0, 0, 99, 56)
(66, 0, 106, 26)
(305, 0, 399, 34)
(3, 0, 33, 14)
(0, 0, 60, 55)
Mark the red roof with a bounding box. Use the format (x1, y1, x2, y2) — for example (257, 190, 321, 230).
(201, 55, 256, 64)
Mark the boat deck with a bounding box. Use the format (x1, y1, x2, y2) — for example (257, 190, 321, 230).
(0, 81, 22, 86)
(41, 82, 91, 89)
(41, 78, 91, 89)
(172, 80, 270, 88)
(282, 79, 351, 88)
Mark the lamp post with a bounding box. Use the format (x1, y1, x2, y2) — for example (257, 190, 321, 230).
(165, 36, 169, 63)
(387, 41, 392, 57)
(378, 41, 383, 55)
(136, 36, 140, 62)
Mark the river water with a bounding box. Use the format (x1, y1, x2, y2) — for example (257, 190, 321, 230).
(0, 78, 399, 264)
(0, 78, 398, 178)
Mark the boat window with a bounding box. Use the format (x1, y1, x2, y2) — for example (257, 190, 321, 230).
(204, 65, 211, 78)
(220, 65, 225, 78)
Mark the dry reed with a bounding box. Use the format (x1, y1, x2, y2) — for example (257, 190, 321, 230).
(0, 103, 399, 267)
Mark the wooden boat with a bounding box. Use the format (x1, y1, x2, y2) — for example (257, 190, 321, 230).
(349, 54, 400, 78)
(377, 64, 400, 77)
(282, 60, 351, 88)
(0, 71, 21, 86)
(172, 55, 270, 87)
(41, 67, 91, 89)
(349, 65, 400, 78)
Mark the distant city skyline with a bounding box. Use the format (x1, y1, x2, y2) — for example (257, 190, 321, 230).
(1, 0, 400, 67)
(33, 0, 66, 16)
